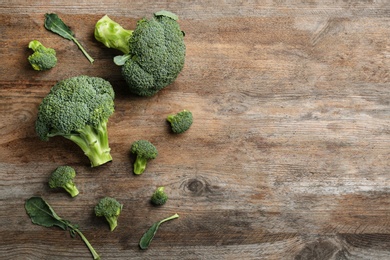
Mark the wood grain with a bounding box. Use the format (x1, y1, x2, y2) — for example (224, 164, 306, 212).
(0, 1, 389, 259)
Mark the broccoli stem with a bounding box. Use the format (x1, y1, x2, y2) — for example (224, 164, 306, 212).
(134, 156, 147, 175)
(63, 182, 79, 197)
(73, 228, 100, 260)
(105, 217, 118, 231)
(66, 121, 112, 167)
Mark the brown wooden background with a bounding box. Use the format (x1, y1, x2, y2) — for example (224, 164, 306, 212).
(1, 1, 389, 259)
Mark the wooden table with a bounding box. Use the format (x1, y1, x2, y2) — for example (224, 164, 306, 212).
(1, 1, 389, 259)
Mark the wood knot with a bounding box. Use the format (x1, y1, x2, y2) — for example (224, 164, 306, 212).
(182, 176, 212, 196)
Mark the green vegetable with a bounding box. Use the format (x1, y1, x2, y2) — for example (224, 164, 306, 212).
(130, 140, 158, 175)
(27, 40, 57, 71)
(94, 197, 123, 231)
(48, 166, 79, 197)
(94, 10, 186, 96)
(167, 110, 193, 134)
(151, 186, 168, 206)
(35, 75, 115, 167)
(139, 213, 179, 250)
(44, 13, 94, 63)
(25, 196, 100, 260)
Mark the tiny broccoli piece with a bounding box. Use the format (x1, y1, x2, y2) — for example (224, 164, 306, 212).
(48, 166, 79, 197)
(94, 197, 123, 231)
(35, 75, 115, 167)
(130, 140, 158, 175)
(94, 10, 186, 96)
(167, 109, 193, 134)
(151, 186, 168, 206)
(28, 40, 57, 71)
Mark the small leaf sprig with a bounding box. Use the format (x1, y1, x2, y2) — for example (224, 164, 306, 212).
(25, 197, 100, 260)
(139, 213, 179, 250)
(44, 13, 94, 63)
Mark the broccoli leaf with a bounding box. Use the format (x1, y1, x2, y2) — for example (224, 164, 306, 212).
(44, 13, 94, 63)
(25, 197, 100, 260)
(139, 213, 179, 250)
(25, 196, 67, 230)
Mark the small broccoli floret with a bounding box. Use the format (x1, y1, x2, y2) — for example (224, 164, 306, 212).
(48, 166, 79, 197)
(167, 110, 193, 134)
(131, 140, 158, 175)
(94, 10, 186, 96)
(28, 40, 57, 71)
(35, 75, 115, 167)
(94, 197, 123, 231)
(151, 186, 168, 206)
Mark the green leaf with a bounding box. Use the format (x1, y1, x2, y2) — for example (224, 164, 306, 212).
(44, 13, 94, 63)
(139, 213, 179, 250)
(44, 13, 75, 41)
(25, 196, 100, 260)
(154, 10, 179, 21)
(25, 197, 68, 230)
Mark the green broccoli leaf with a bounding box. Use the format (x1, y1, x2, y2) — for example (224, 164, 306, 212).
(44, 13, 94, 63)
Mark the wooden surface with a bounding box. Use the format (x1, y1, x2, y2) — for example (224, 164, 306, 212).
(1, 1, 389, 259)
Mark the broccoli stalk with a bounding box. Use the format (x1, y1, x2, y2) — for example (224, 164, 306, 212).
(65, 122, 112, 167)
(94, 10, 186, 96)
(35, 75, 115, 167)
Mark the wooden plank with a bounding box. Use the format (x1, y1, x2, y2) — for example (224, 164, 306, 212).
(0, 1, 389, 259)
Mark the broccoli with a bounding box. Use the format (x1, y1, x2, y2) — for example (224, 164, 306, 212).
(27, 40, 57, 71)
(35, 75, 115, 167)
(48, 166, 79, 197)
(94, 10, 186, 96)
(130, 140, 158, 175)
(151, 186, 168, 206)
(94, 197, 123, 231)
(167, 109, 193, 134)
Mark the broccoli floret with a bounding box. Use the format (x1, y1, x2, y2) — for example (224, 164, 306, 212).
(94, 197, 123, 231)
(48, 166, 79, 197)
(28, 40, 57, 71)
(94, 10, 186, 96)
(167, 110, 193, 134)
(35, 75, 115, 167)
(130, 140, 158, 175)
(151, 186, 168, 206)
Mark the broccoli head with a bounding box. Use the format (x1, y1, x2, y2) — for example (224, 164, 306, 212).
(131, 140, 158, 175)
(151, 186, 168, 206)
(35, 75, 115, 167)
(167, 109, 193, 134)
(48, 166, 79, 197)
(94, 10, 186, 96)
(28, 40, 57, 71)
(94, 197, 123, 231)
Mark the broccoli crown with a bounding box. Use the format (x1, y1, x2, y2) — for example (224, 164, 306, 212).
(28, 40, 57, 71)
(35, 75, 115, 167)
(48, 166, 76, 187)
(131, 140, 158, 160)
(167, 109, 193, 134)
(36, 75, 115, 140)
(48, 166, 79, 197)
(121, 11, 186, 96)
(151, 186, 168, 205)
(95, 197, 123, 231)
(94, 197, 123, 218)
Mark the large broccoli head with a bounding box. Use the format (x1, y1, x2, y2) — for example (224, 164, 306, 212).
(35, 75, 115, 167)
(28, 40, 57, 71)
(94, 10, 186, 96)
